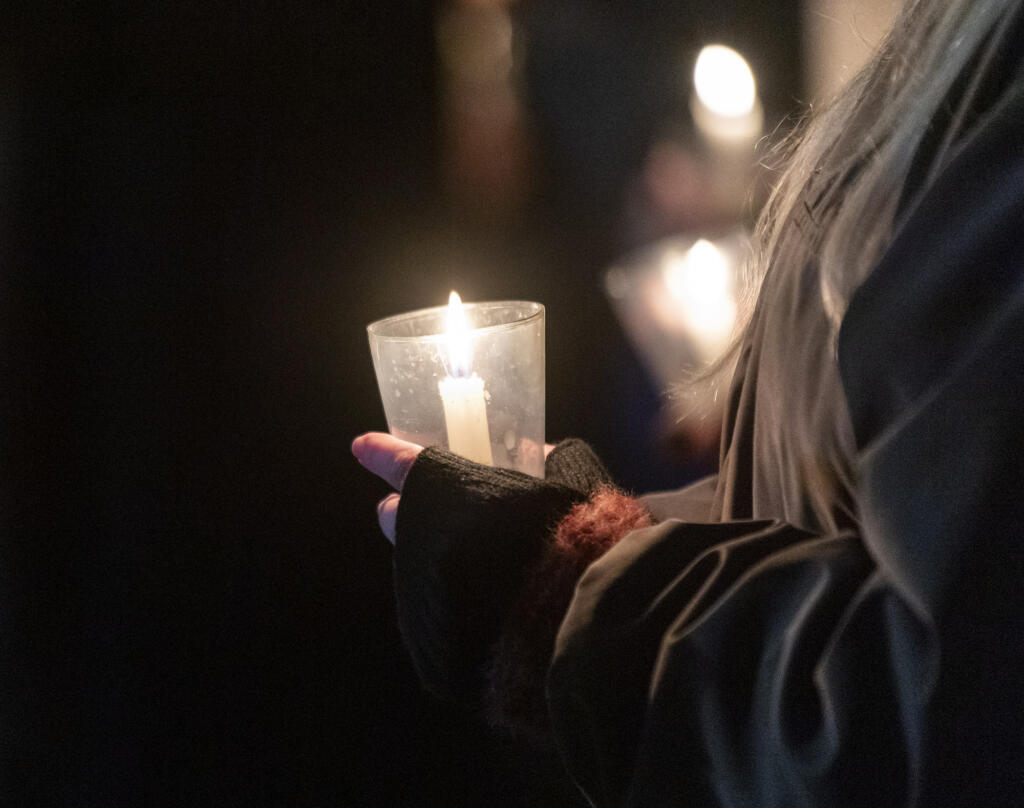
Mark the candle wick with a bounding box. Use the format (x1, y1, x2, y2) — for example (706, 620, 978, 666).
(442, 353, 466, 380)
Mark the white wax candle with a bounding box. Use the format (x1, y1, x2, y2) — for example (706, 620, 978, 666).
(438, 290, 493, 465)
(438, 373, 493, 465)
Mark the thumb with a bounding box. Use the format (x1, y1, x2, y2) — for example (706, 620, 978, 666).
(377, 493, 400, 543)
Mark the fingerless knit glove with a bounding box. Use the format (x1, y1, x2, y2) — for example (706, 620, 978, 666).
(394, 439, 614, 703)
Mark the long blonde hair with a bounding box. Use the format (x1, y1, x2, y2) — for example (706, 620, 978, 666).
(732, 0, 1021, 530)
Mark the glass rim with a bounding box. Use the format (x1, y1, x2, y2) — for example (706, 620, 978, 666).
(366, 300, 544, 342)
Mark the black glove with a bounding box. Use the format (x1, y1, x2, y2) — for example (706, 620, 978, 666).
(394, 439, 613, 703)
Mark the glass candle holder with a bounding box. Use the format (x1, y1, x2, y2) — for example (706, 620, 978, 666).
(367, 299, 545, 478)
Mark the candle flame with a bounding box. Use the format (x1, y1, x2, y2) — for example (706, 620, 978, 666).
(445, 290, 473, 377)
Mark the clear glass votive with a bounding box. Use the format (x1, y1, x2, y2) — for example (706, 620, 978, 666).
(367, 300, 546, 478)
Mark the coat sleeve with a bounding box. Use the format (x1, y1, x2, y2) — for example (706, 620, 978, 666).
(545, 82, 1024, 808)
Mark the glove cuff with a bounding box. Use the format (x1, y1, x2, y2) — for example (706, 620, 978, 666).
(544, 438, 614, 496)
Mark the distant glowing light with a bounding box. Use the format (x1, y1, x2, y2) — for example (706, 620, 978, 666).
(694, 45, 757, 117)
(662, 239, 737, 348)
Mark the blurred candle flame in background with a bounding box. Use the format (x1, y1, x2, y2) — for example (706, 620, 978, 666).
(694, 45, 757, 117)
(691, 44, 764, 144)
(662, 238, 737, 356)
(605, 232, 747, 395)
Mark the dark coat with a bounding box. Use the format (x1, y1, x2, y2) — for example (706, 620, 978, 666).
(547, 59, 1024, 808)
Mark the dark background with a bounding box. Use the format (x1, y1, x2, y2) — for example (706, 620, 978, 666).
(1, 2, 801, 804)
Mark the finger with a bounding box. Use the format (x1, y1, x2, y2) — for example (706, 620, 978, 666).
(377, 493, 400, 544)
(544, 443, 555, 459)
(352, 432, 423, 491)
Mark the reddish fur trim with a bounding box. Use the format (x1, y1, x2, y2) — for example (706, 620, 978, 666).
(484, 488, 652, 736)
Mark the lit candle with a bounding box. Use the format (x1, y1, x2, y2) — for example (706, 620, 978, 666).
(438, 291, 494, 465)
(691, 44, 763, 147)
(660, 238, 737, 358)
(605, 232, 746, 395)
